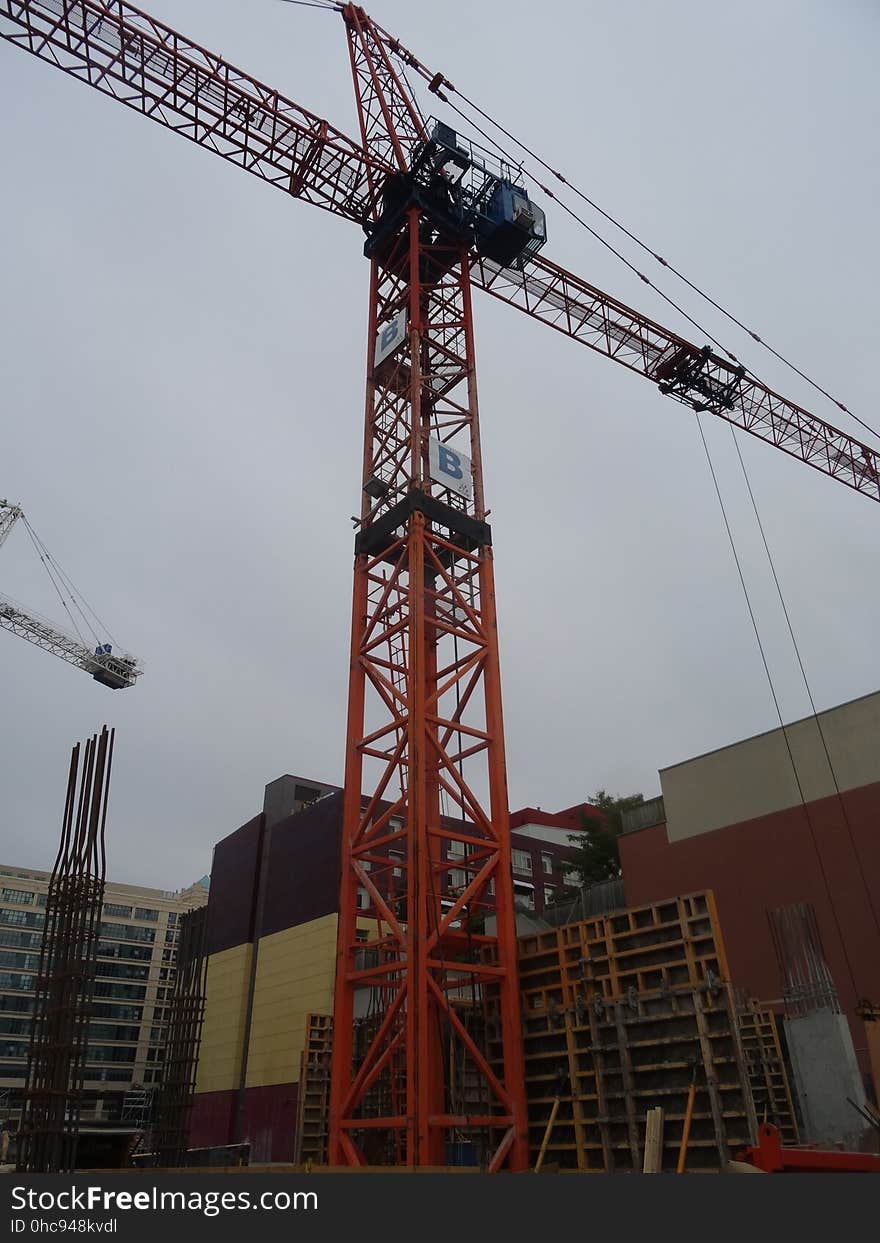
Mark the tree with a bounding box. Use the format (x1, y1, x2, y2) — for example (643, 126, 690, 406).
(564, 790, 644, 887)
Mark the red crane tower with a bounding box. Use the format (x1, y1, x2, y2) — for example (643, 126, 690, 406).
(2, 1, 878, 1171)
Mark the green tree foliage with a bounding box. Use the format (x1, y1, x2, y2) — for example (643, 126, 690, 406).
(564, 790, 644, 887)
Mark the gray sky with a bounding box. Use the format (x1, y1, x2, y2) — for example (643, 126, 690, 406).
(1, 0, 878, 889)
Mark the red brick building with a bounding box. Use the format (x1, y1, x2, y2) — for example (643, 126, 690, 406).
(619, 690, 880, 1092)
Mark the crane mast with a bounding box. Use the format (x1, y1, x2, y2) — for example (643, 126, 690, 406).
(328, 6, 529, 1169)
(2, 0, 879, 1171)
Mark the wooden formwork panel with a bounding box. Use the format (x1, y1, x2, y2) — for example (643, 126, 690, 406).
(518, 891, 756, 1172)
(294, 1013, 333, 1166)
(735, 999, 799, 1145)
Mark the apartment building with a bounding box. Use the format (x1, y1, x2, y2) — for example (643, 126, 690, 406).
(0, 866, 209, 1126)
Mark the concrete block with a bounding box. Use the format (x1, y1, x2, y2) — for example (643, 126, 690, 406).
(784, 1009, 870, 1148)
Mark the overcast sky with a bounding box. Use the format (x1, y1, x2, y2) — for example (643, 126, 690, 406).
(1, 0, 877, 889)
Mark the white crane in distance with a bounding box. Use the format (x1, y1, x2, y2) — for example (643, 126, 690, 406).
(0, 498, 142, 690)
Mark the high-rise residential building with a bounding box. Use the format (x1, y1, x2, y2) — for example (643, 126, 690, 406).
(0, 867, 209, 1128)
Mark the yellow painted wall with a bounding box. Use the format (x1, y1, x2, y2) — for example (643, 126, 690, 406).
(194, 942, 252, 1095)
(245, 913, 338, 1089)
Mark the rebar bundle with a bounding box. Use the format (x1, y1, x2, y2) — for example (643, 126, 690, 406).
(767, 902, 839, 1018)
(18, 727, 114, 1172)
(151, 905, 208, 1167)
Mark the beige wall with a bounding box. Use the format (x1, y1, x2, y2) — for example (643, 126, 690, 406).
(195, 942, 252, 1095)
(245, 914, 337, 1090)
(660, 689, 880, 843)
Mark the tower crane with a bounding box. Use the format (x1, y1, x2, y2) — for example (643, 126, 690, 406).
(1, 1, 877, 1171)
(0, 499, 141, 690)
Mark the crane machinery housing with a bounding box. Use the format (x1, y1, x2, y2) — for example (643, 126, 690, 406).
(0, 498, 141, 690)
(1, 0, 877, 1171)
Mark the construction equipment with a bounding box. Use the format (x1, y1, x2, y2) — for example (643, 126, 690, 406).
(738, 1122, 880, 1173)
(2, 1, 877, 1170)
(0, 499, 141, 690)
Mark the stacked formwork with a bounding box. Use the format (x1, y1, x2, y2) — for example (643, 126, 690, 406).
(516, 892, 758, 1171)
(735, 998, 799, 1145)
(294, 1014, 333, 1165)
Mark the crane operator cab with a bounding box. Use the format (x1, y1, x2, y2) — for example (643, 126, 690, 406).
(91, 643, 139, 690)
(473, 179, 547, 269)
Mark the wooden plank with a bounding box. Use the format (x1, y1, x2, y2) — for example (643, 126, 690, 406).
(642, 1106, 664, 1173)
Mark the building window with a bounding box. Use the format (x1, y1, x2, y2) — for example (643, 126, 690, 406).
(513, 882, 535, 910)
(448, 840, 466, 859)
(96, 941, 152, 962)
(134, 908, 159, 922)
(93, 982, 147, 1001)
(103, 903, 132, 919)
(0, 994, 34, 1014)
(0, 888, 34, 906)
(511, 850, 532, 875)
(0, 1017, 30, 1036)
(356, 887, 369, 910)
(0, 929, 41, 950)
(100, 923, 155, 944)
(94, 961, 149, 982)
(449, 869, 467, 891)
(88, 1023, 140, 1044)
(92, 1002, 142, 1022)
(0, 972, 34, 991)
(541, 852, 553, 876)
(84, 1067, 133, 1083)
(0, 951, 41, 973)
(544, 886, 555, 907)
(167, 912, 178, 926)
(0, 910, 44, 928)
(0, 1039, 28, 1058)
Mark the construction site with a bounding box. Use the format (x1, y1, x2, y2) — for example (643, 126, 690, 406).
(1, 0, 879, 1179)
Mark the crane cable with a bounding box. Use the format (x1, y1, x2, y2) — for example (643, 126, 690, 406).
(694, 415, 867, 1001)
(416, 76, 880, 445)
(729, 428, 880, 945)
(276, 1, 878, 443)
(20, 517, 118, 650)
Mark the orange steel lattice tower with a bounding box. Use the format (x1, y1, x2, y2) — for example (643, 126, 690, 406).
(328, 7, 528, 1170)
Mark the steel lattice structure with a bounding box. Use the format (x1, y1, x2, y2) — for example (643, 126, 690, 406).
(1, 3, 876, 502)
(18, 726, 114, 1173)
(2, 0, 879, 1172)
(151, 905, 209, 1168)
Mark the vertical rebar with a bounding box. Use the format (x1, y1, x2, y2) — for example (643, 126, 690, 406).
(151, 906, 208, 1167)
(18, 727, 114, 1172)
